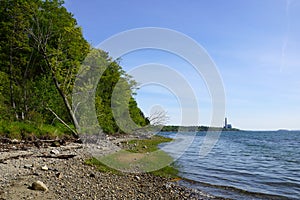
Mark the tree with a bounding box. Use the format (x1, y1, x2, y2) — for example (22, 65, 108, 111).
(0, 71, 10, 120)
(0, 0, 35, 120)
(76, 49, 150, 134)
(0, 0, 149, 137)
(147, 110, 169, 126)
(27, 0, 90, 137)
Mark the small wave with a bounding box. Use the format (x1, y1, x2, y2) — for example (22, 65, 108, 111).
(258, 180, 300, 188)
(163, 131, 300, 199)
(180, 178, 290, 200)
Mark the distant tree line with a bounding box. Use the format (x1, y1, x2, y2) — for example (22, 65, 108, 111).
(0, 0, 149, 138)
(161, 126, 240, 132)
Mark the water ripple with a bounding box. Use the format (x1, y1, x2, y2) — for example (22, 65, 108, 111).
(160, 131, 300, 199)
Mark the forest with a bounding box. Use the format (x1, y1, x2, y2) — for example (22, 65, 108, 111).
(0, 0, 149, 139)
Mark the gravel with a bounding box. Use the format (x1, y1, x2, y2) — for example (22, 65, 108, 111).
(0, 141, 221, 200)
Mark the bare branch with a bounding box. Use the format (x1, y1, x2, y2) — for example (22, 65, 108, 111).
(46, 107, 78, 137)
(148, 110, 169, 126)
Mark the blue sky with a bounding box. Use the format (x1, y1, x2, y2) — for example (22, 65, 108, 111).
(65, 0, 300, 130)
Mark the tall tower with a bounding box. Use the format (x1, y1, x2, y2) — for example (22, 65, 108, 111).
(225, 117, 228, 128)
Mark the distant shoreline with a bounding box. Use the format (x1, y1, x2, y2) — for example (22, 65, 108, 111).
(160, 125, 240, 132)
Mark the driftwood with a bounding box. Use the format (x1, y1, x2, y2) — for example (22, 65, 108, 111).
(0, 137, 83, 147)
(0, 137, 20, 144)
(36, 154, 76, 159)
(0, 153, 34, 163)
(0, 137, 62, 144)
(0, 154, 76, 163)
(0, 136, 82, 163)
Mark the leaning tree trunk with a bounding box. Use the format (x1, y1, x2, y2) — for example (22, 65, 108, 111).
(51, 72, 79, 138)
(42, 54, 79, 138)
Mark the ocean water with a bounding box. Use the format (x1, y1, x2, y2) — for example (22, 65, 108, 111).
(159, 131, 300, 200)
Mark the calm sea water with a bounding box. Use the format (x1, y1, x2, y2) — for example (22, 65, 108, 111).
(159, 131, 300, 200)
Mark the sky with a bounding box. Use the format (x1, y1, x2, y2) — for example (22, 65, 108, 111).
(64, 0, 300, 130)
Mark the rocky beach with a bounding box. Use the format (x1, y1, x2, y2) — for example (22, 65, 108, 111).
(0, 138, 220, 200)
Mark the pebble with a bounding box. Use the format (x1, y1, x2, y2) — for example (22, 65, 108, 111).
(11, 139, 19, 144)
(24, 164, 32, 169)
(50, 149, 60, 155)
(134, 175, 141, 181)
(0, 141, 216, 200)
(56, 172, 63, 179)
(41, 165, 48, 171)
(31, 181, 48, 191)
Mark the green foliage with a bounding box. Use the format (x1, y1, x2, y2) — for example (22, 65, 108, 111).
(83, 49, 150, 134)
(85, 157, 122, 175)
(0, 0, 149, 137)
(0, 72, 11, 120)
(85, 136, 179, 178)
(85, 157, 179, 178)
(0, 0, 35, 120)
(30, 75, 69, 124)
(0, 121, 72, 140)
(128, 97, 149, 127)
(126, 135, 173, 153)
(150, 165, 179, 179)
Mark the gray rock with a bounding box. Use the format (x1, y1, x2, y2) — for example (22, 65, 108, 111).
(134, 175, 141, 181)
(41, 165, 48, 171)
(24, 164, 32, 169)
(50, 149, 60, 155)
(33, 172, 39, 176)
(31, 180, 48, 191)
(11, 139, 19, 143)
(56, 172, 63, 179)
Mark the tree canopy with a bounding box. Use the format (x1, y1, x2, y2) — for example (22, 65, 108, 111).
(0, 0, 149, 138)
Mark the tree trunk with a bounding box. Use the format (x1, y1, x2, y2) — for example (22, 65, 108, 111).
(9, 44, 18, 120)
(51, 72, 79, 138)
(41, 53, 79, 138)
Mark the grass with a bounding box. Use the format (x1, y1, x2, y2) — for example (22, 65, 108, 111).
(150, 165, 179, 178)
(85, 156, 179, 178)
(0, 120, 72, 140)
(85, 157, 122, 175)
(0, 120, 180, 178)
(126, 135, 173, 153)
(85, 135, 180, 179)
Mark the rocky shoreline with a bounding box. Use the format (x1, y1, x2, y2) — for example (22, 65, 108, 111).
(0, 139, 221, 200)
